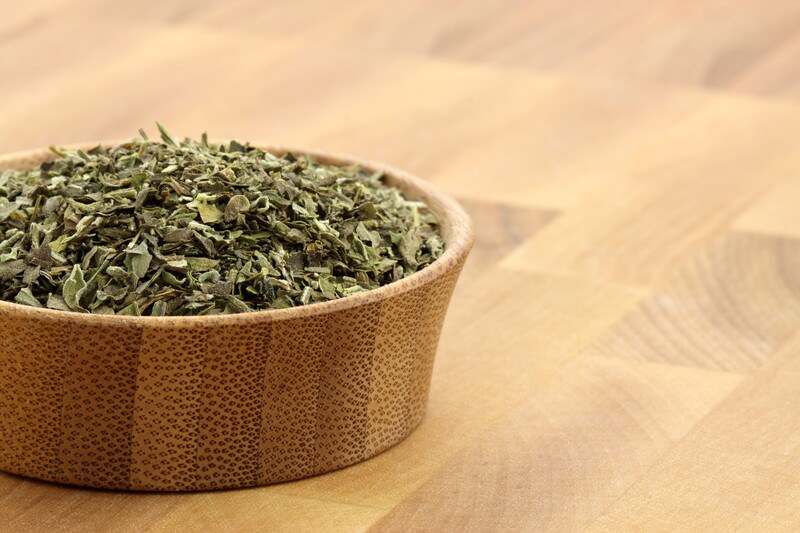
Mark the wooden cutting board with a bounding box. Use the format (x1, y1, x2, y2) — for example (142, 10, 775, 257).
(3, 0, 800, 531)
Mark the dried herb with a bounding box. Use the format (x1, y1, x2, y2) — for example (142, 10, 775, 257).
(0, 126, 444, 316)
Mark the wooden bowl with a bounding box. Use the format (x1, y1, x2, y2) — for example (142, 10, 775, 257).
(0, 144, 473, 491)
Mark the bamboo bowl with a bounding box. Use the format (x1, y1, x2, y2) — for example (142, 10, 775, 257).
(0, 144, 473, 491)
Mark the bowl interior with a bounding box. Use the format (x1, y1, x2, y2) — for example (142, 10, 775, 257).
(0, 142, 474, 323)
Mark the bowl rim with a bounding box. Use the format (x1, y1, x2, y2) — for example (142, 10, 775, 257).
(0, 141, 474, 326)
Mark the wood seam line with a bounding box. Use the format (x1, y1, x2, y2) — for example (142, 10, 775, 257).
(582, 365, 782, 528)
(418, 53, 800, 112)
(493, 262, 648, 292)
(125, 326, 145, 490)
(253, 320, 273, 487)
(729, 227, 800, 243)
(190, 328, 210, 490)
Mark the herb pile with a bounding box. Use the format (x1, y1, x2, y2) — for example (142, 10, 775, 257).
(0, 126, 443, 316)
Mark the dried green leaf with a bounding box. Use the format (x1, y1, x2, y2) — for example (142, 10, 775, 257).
(150, 300, 168, 316)
(398, 229, 422, 268)
(25, 243, 52, 268)
(62, 264, 87, 310)
(225, 295, 251, 313)
(224, 194, 250, 222)
(120, 300, 141, 316)
(186, 257, 219, 272)
(0, 198, 18, 222)
(163, 227, 193, 243)
(124, 242, 152, 281)
(14, 287, 42, 308)
(0, 259, 26, 281)
(197, 202, 224, 224)
(106, 266, 129, 282)
(22, 265, 41, 285)
(46, 294, 71, 311)
(156, 122, 177, 146)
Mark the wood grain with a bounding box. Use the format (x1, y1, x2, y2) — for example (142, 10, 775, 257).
(3, 0, 800, 530)
(372, 356, 743, 532)
(733, 177, 800, 239)
(587, 333, 800, 532)
(587, 232, 800, 372)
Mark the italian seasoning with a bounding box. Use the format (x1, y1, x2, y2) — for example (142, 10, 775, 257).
(0, 126, 443, 316)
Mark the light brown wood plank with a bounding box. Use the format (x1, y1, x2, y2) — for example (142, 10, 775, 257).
(503, 96, 800, 285)
(587, 332, 800, 532)
(733, 177, 800, 239)
(587, 232, 800, 372)
(0, 474, 382, 533)
(147, 492, 383, 533)
(372, 356, 742, 532)
(0, 26, 299, 152)
(154, 0, 800, 100)
(455, 200, 557, 283)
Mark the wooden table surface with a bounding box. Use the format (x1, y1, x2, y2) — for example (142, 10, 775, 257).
(3, 1, 800, 531)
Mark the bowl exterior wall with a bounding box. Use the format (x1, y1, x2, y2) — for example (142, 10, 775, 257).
(0, 259, 464, 490)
